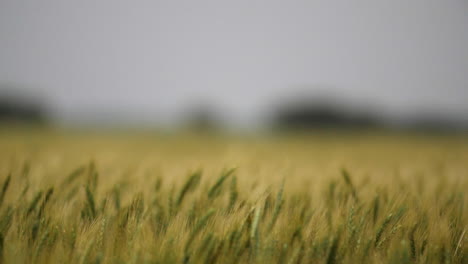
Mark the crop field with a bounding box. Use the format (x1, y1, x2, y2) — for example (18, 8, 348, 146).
(0, 129, 466, 263)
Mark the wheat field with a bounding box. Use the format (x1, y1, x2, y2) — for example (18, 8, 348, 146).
(0, 129, 466, 263)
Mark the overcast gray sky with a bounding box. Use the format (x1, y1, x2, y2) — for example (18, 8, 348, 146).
(1, 0, 467, 127)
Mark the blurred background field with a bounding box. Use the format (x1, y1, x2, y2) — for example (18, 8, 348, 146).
(0, 129, 467, 263)
(0, 1, 467, 263)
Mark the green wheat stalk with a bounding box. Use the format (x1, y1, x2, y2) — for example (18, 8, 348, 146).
(208, 168, 235, 199)
(177, 170, 202, 208)
(0, 175, 11, 208)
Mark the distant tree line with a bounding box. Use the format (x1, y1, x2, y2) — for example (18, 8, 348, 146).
(272, 103, 379, 130)
(271, 100, 466, 133)
(0, 94, 47, 123)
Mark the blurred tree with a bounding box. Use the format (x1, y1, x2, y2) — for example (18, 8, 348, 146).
(272, 99, 379, 130)
(184, 104, 222, 132)
(0, 84, 48, 124)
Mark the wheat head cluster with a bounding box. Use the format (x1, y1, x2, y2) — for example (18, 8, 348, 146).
(0, 130, 466, 263)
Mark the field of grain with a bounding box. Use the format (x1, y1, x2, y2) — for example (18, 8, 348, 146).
(0, 129, 466, 263)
